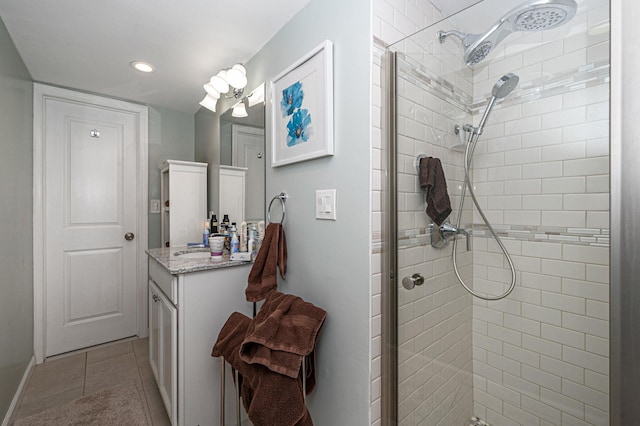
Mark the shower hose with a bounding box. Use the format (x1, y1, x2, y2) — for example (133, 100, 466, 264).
(451, 131, 517, 301)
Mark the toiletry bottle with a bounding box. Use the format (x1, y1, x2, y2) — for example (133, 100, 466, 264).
(203, 221, 210, 247)
(208, 211, 215, 234)
(248, 224, 256, 259)
(230, 226, 239, 254)
(211, 214, 218, 233)
(222, 214, 230, 232)
(256, 220, 265, 253)
(240, 221, 247, 252)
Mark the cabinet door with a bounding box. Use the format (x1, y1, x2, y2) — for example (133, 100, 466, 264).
(149, 281, 160, 381)
(219, 168, 245, 224)
(149, 281, 178, 424)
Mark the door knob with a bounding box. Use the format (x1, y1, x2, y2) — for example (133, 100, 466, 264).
(402, 273, 425, 290)
(124, 232, 135, 241)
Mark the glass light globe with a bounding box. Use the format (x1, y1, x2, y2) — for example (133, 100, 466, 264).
(232, 64, 246, 75)
(231, 102, 248, 117)
(226, 68, 247, 89)
(199, 95, 217, 112)
(210, 70, 229, 93)
(203, 83, 220, 98)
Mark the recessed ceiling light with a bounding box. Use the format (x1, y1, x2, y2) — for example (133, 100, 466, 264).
(131, 61, 155, 73)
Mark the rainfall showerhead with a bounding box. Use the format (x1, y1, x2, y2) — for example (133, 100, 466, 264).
(437, 0, 578, 66)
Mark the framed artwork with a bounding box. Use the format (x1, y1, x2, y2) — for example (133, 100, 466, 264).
(270, 40, 333, 167)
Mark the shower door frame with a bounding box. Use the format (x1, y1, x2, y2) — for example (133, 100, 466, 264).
(610, 0, 640, 424)
(381, 48, 398, 426)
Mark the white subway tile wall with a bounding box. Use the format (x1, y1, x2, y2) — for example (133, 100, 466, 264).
(470, 0, 610, 424)
(373, 0, 609, 425)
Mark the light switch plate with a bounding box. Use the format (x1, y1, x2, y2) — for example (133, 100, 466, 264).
(315, 189, 336, 220)
(150, 199, 161, 214)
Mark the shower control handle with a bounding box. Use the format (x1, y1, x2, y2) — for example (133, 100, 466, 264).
(430, 222, 471, 251)
(440, 223, 471, 251)
(402, 273, 425, 290)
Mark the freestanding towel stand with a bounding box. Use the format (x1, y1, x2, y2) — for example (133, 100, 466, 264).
(220, 191, 307, 425)
(219, 351, 307, 425)
(219, 309, 307, 424)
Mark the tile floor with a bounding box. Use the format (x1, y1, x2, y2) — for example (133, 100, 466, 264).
(12, 338, 170, 425)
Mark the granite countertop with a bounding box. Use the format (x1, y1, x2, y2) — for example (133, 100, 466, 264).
(146, 246, 251, 274)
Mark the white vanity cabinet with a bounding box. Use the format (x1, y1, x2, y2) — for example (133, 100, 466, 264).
(148, 253, 253, 425)
(160, 160, 208, 247)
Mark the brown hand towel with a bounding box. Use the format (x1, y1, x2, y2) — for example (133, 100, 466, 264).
(246, 223, 287, 302)
(419, 156, 452, 226)
(240, 291, 327, 394)
(212, 312, 312, 426)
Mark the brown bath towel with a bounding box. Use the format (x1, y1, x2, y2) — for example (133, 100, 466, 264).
(246, 223, 287, 302)
(419, 156, 452, 226)
(240, 291, 327, 391)
(212, 312, 312, 426)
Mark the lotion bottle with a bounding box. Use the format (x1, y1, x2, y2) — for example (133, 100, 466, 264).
(203, 221, 210, 247)
(230, 226, 239, 254)
(248, 224, 256, 259)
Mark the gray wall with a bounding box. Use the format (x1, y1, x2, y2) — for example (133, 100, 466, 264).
(231, 0, 372, 422)
(148, 105, 195, 248)
(0, 16, 34, 421)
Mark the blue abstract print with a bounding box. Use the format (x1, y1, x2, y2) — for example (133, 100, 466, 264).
(281, 81, 312, 147)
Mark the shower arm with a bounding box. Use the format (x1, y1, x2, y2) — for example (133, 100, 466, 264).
(437, 30, 467, 44)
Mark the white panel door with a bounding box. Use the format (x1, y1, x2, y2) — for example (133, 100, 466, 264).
(44, 98, 138, 357)
(232, 125, 265, 222)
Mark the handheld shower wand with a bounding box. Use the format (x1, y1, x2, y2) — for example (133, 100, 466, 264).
(471, 73, 520, 135)
(452, 73, 520, 301)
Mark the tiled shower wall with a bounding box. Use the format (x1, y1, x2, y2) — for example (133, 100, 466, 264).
(469, 1, 611, 424)
(372, 1, 479, 424)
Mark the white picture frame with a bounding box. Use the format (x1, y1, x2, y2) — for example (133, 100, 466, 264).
(270, 40, 334, 167)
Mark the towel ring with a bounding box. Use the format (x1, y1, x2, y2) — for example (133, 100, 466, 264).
(268, 192, 288, 224)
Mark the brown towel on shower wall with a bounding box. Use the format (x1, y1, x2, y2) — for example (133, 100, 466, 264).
(419, 156, 452, 226)
(240, 291, 327, 388)
(212, 312, 313, 426)
(246, 223, 287, 302)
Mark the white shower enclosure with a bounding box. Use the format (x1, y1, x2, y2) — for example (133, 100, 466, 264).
(384, 0, 611, 424)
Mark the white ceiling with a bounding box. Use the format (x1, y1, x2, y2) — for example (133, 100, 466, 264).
(0, 0, 310, 113)
(429, 0, 484, 19)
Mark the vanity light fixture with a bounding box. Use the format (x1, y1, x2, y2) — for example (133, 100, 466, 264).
(131, 61, 155, 73)
(199, 63, 248, 113)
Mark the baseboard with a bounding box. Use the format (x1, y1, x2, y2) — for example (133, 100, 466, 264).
(1, 356, 35, 426)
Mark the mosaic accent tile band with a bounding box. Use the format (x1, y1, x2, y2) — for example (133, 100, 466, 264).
(397, 224, 610, 249)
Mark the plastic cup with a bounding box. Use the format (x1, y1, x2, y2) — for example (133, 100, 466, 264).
(209, 236, 225, 261)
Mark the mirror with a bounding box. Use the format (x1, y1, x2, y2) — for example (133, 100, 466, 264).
(216, 87, 266, 225)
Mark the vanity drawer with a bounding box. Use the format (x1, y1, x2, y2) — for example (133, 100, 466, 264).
(149, 258, 178, 305)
